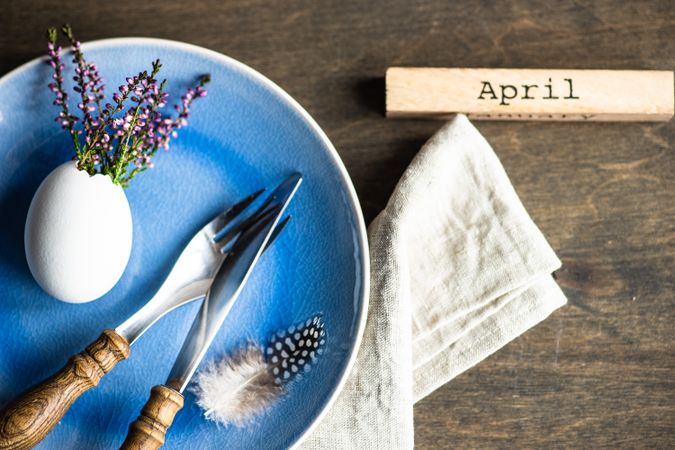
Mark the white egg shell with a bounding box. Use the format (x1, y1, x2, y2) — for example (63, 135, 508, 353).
(24, 161, 133, 303)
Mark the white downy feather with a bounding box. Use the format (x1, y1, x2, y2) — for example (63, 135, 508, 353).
(190, 345, 281, 427)
(191, 315, 326, 427)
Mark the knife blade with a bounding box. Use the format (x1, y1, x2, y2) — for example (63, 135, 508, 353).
(119, 173, 302, 450)
(0, 186, 278, 450)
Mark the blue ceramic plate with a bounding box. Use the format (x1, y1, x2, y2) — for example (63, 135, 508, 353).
(0, 38, 368, 449)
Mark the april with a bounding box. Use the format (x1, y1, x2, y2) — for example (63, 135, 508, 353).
(478, 78, 580, 105)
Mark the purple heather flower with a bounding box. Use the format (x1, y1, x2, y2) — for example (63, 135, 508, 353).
(46, 25, 210, 185)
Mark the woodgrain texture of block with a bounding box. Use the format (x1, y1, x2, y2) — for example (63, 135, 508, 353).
(387, 68, 674, 121)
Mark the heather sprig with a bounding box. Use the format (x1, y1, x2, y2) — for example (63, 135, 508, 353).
(46, 25, 210, 186)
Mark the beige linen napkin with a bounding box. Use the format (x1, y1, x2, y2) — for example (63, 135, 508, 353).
(300, 114, 567, 449)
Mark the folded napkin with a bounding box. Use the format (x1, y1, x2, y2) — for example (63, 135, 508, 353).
(299, 114, 567, 449)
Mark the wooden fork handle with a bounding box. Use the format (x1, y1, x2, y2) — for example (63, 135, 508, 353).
(119, 385, 184, 450)
(0, 329, 129, 450)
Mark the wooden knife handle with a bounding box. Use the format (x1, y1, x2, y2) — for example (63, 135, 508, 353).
(0, 329, 129, 450)
(119, 385, 184, 450)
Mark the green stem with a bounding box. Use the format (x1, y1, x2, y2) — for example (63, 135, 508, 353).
(113, 104, 142, 183)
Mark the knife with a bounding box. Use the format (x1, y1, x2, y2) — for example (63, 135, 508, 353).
(119, 173, 301, 450)
(0, 174, 298, 450)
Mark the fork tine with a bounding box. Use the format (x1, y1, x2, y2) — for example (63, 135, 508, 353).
(212, 194, 275, 246)
(206, 188, 265, 238)
(214, 173, 300, 253)
(217, 213, 290, 255)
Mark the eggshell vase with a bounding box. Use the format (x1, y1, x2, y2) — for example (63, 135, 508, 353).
(24, 161, 133, 303)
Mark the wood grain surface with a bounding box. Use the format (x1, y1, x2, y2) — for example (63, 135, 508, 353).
(386, 67, 675, 121)
(1, 0, 673, 448)
(120, 385, 184, 450)
(0, 330, 129, 450)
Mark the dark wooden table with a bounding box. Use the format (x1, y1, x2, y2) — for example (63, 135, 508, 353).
(2, 0, 673, 448)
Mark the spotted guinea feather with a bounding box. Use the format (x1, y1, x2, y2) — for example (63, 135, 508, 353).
(190, 314, 326, 427)
(266, 314, 326, 384)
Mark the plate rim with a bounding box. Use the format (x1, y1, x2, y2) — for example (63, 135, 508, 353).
(0, 36, 370, 449)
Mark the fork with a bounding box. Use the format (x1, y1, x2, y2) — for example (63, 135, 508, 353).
(0, 184, 291, 450)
